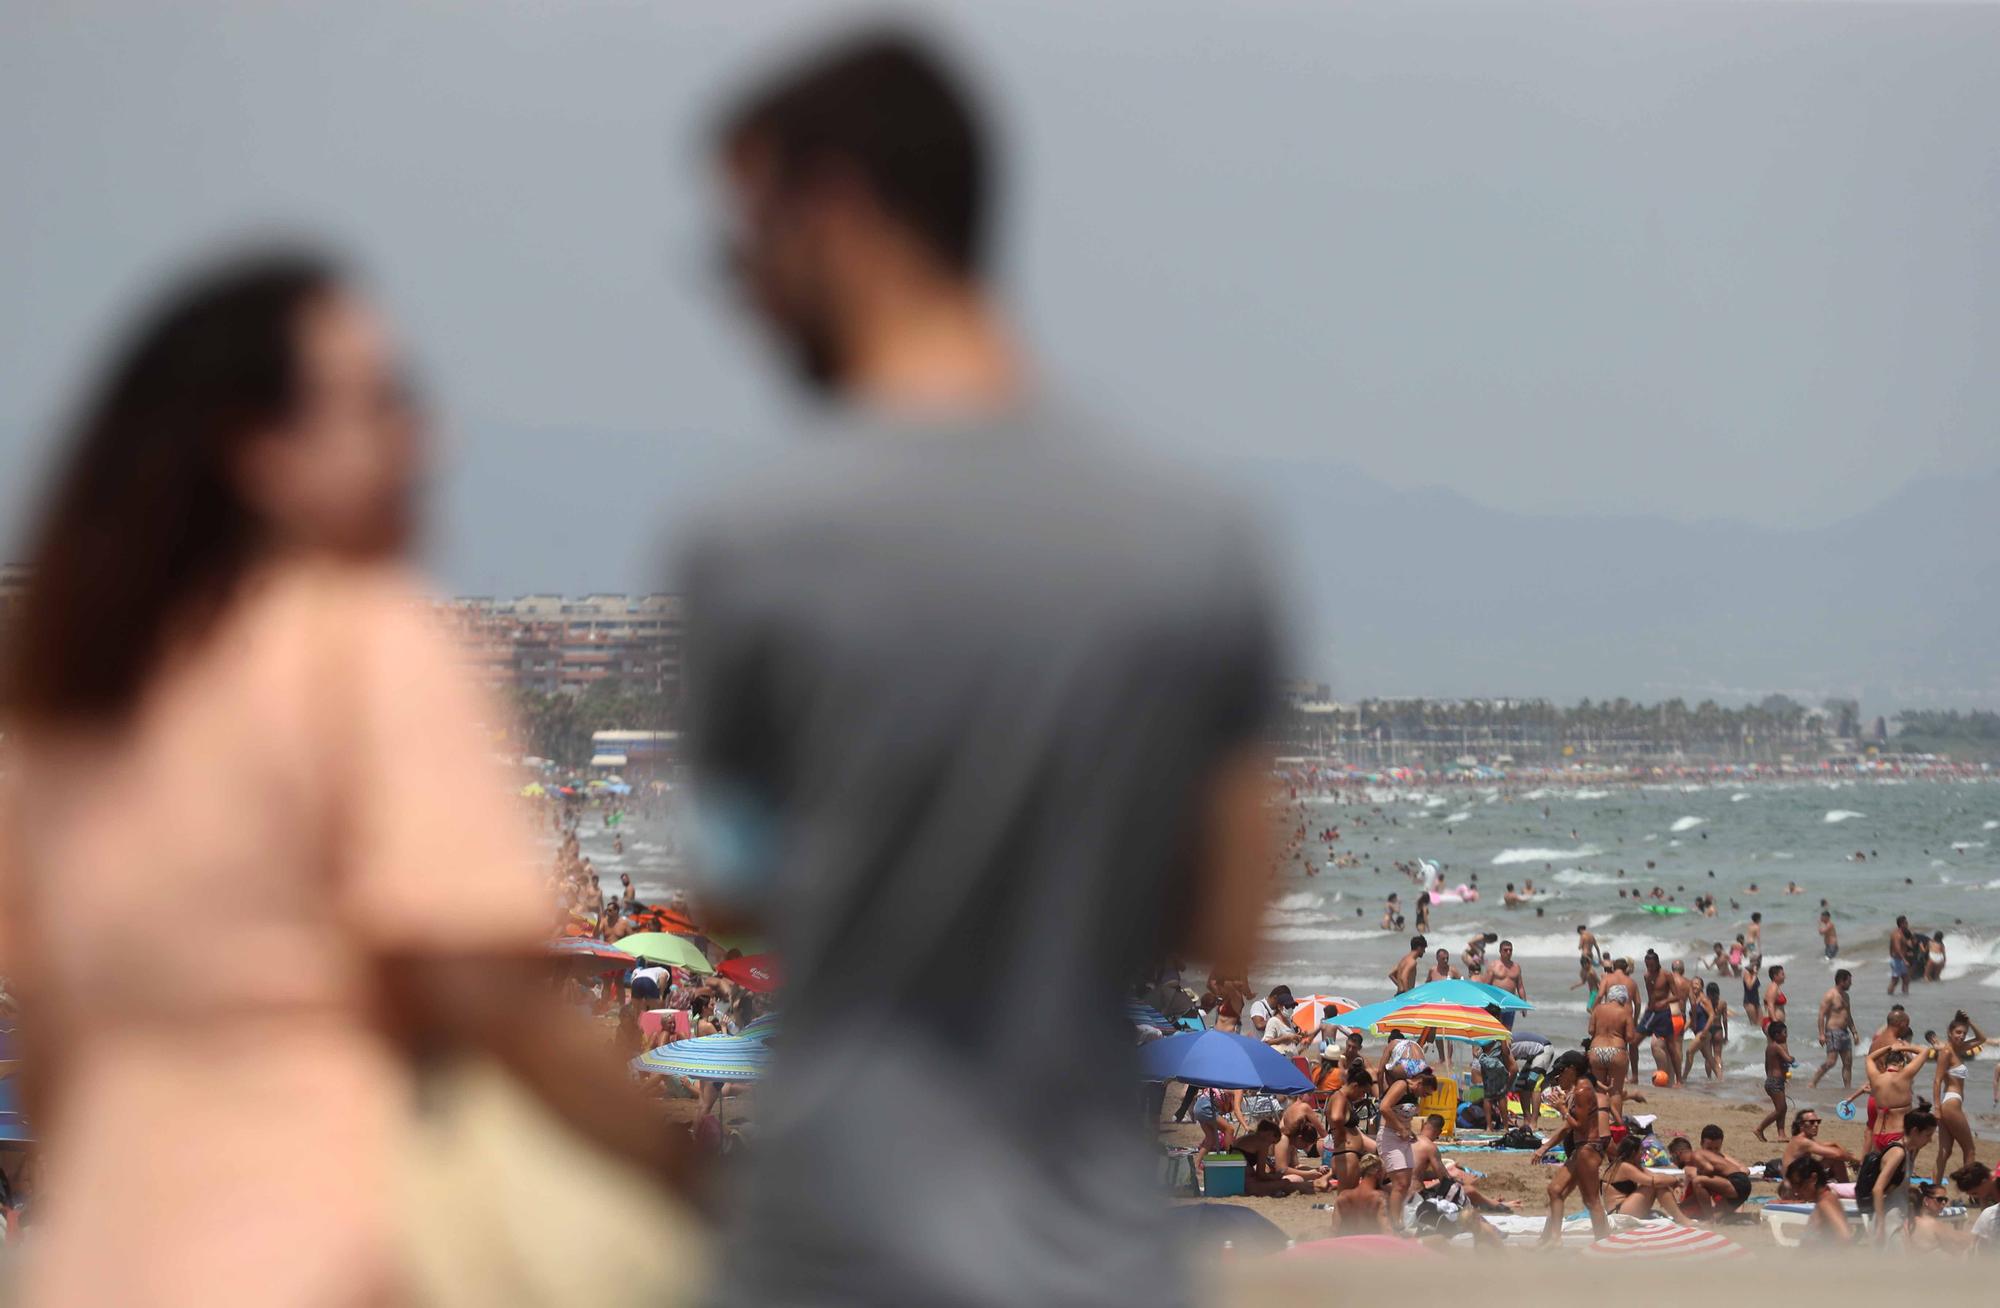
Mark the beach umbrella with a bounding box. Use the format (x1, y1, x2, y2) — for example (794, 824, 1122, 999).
(1393, 978, 1533, 1012)
(632, 1032, 768, 1083)
(739, 1012, 779, 1042)
(1580, 1224, 1745, 1260)
(1138, 1030, 1313, 1093)
(1291, 995, 1359, 1031)
(1350, 1002, 1511, 1043)
(1126, 1002, 1173, 1030)
(1334, 988, 1522, 1037)
(1167, 1203, 1287, 1256)
(547, 937, 634, 975)
(718, 954, 781, 993)
(615, 932, 713, 974)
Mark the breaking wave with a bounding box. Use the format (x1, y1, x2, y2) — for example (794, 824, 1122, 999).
(1493, 846, 1603, 865)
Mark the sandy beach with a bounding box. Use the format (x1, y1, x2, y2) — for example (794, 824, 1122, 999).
(1163, 1081, 1860, 1244)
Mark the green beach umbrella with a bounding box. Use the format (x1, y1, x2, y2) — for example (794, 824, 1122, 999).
(615, 932, 713, 973)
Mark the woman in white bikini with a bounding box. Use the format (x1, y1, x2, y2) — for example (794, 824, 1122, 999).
(1932, 1010, 1987, 1185)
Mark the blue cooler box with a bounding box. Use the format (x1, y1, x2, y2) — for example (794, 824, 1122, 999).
(1201, 1152, 1246, 1197)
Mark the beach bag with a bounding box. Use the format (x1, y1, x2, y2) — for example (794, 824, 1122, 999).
(1495, 1126, 1542, 1151)
(1854, 1148, 1888, 1216)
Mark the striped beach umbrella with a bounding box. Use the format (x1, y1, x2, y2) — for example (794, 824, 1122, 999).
(1291, 995, 1359, 1032)
(1581, 1223, 1746, 1260)
(1357, 1002, 1511, 1042)
(1126, 1002, 1173, 1030)
(633, 1032, 769, 1083)
(1581, 1223, 1745, 1260)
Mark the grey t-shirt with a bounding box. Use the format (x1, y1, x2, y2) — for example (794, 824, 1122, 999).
(679, 407, 1278, 1307)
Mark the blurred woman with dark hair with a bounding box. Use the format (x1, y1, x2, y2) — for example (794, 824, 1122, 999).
(0, 250, 686, 1306)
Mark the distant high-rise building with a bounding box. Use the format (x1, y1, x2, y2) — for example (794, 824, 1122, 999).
(437, 593, 682, 703)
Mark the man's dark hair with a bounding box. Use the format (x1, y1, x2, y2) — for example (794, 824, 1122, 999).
(1835, 969, 1851, 986)
(1700, 1123, 1723, 1142)
(1950, 1162, 1992, 1192)
(717, 29, 991, 274)
(1411, 936, 1426, 952)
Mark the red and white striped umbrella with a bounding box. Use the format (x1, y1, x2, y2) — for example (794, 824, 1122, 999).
(1581, 1224, 1746, 1260)
(1292, 995, 1359, 1031)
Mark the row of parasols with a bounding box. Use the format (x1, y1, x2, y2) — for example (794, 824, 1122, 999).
(546, 934, 781, 1083)
(609, 974, 1541, 1094)
(1138, 977, 1533, 1094)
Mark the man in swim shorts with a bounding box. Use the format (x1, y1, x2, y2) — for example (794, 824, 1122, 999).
(1888, 915, 1915, 996)
(1639, 951, 1681, 1088)
(1818, 910, 1838, 961)
(1811, 969, 1856, 1090)
(1683, 1125, 1754, 1216)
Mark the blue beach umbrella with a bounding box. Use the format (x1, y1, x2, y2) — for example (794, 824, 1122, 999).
(633, 1033, 769, 1083)
(1126, 1002, 1172, 1030)
(1335, 979, 1532, 1035)
(1138, 1030, 1312, 1093)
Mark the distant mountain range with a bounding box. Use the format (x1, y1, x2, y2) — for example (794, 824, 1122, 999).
(1240, 461, 2000, 710)
(431, 425, 1997, 712)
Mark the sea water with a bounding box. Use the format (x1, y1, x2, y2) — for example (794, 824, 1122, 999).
(1263, 775, 2000, 1123)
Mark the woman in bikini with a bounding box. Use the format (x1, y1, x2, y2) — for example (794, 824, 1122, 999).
(1602, 1136, 1695, 1224)
(1932, 1010, 1987, 1185)
(1534, 1053, 1613, 1244)
(1587, 983, 1639, 1120)
(1322, 1066, 1377, 1190)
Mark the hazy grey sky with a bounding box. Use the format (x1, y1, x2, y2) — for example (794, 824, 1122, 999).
(4, 0, 1997, 600)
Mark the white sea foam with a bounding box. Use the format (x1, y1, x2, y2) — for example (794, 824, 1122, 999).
(1982, 970, 2000, 989)
(1443, 811, 1473, 825)
(1670, 816, 1706, 832)
(1643, 834, 1658, 843)
(1667, 839, 1682, 848)
(1771, 852, 1796, 860)
(1424, 796, 1448, 808)
(1573, 789, 1612, 800)
(1264, 926, 1383, 944)
(1985, 820, 2000, 831)
(1731, 793, 1752, 803)
(1510, 930, 1682, 961)
(1553, 869, 1623, 887)
(1493, 846, 1603, 865)
(1952, 841, 1989, 852)
(1824, 810, 1866, 824)
(1272, 891, 1327, 913)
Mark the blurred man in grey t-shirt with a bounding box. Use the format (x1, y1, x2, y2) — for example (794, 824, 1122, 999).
(682, 31, 1282, 1306)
